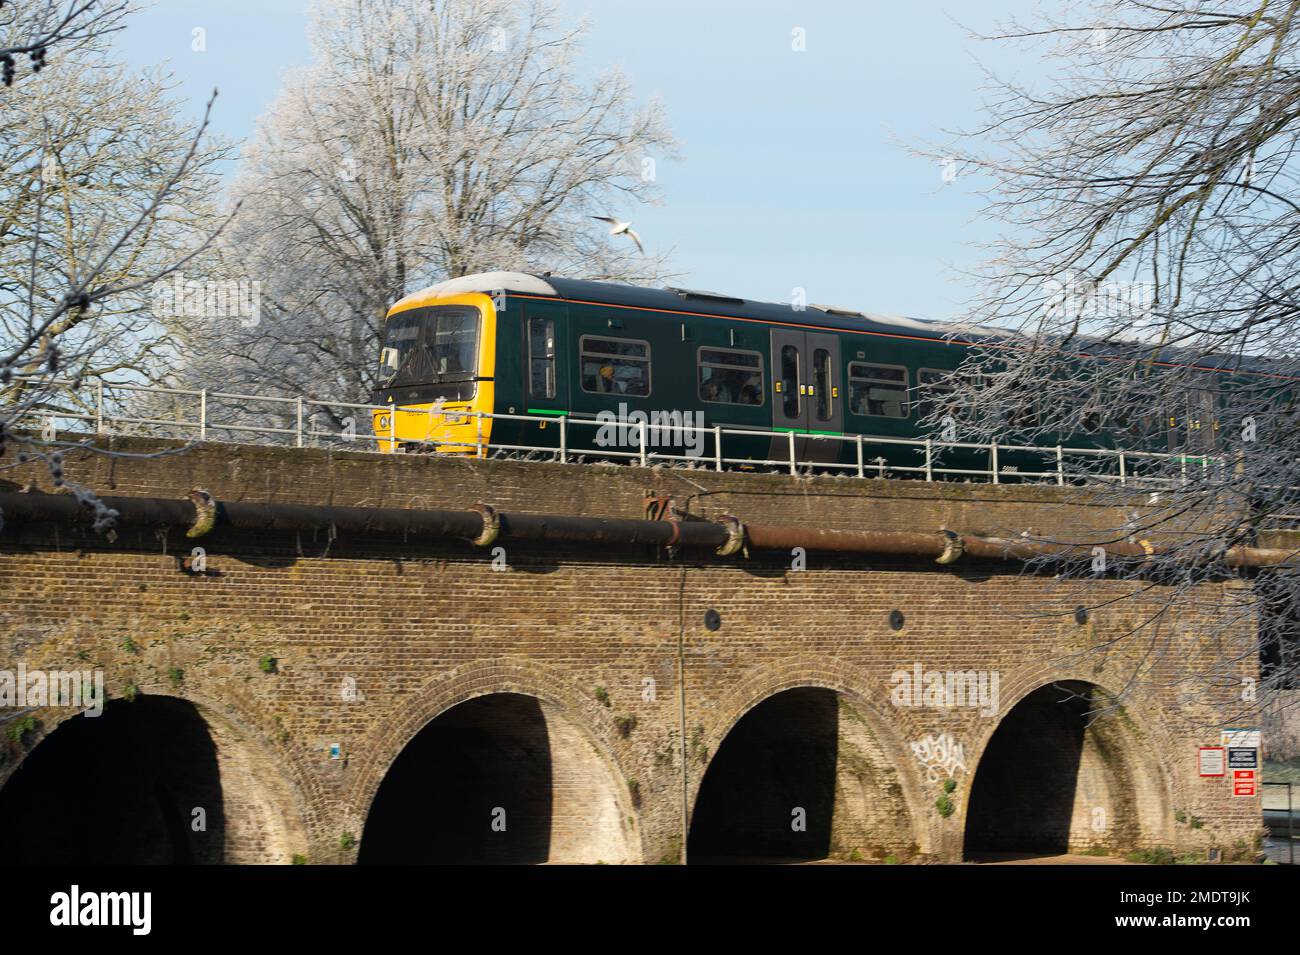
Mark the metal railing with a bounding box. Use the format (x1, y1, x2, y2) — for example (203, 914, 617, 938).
(6, 376, 1213, 486)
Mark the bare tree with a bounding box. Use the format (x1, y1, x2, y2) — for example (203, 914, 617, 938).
(919, 0, 1300, 721)
(0, 32, 233, 511)
(1, 0, 131, 88)
(180, 0, 678, 414)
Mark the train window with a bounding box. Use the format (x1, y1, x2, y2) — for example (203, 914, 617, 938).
(527, 316, 556, 400)
(698, 348, 763, 406)
(848, 363, 908, 418)
(813, 349, 832, 421)
(915, 368, 956, 421)
(378, 305, 479, 389)
(780, 344, 800, 417)
(579, 335, 651, 397)
(1073, 381, 1107, 434)
(1001, 380, 1041, 431)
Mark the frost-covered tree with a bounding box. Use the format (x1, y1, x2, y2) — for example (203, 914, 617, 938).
(0, 15, 232, 500)
(921, 0, 1300, 714)
(0, 0, 130, 88)
(185, 0, 677, 412)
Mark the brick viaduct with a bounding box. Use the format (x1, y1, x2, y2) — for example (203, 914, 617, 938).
(0, 437, 1265, 864)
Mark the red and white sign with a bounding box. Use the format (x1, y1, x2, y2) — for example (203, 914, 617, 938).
(1232, 769, 1257, 797)
(1199, 746, 1226, 777)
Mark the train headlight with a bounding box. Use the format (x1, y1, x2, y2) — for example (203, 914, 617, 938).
(377, 414, 392, 429)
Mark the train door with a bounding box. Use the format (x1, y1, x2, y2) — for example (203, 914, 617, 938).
(1166, 378, 1218, 457)
(806, 333, 844, 462)
(1185, 381, 1219, 455)
(768, 329, 843, 464)
(520, 300, 570, 449)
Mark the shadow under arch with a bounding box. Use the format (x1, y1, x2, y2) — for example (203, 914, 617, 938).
(963, 680, 1167, 860)
(687, 686, 919, 864)
(1, 696, 222, 863)
(0, 693, 309, 864)
(358, 691, 635, 864)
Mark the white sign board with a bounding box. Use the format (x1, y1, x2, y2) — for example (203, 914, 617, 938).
(1221, 728, 1261, 750)
(1199, 746, 1226, 777)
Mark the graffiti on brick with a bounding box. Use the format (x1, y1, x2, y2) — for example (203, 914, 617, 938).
(911, 731, 968, 783)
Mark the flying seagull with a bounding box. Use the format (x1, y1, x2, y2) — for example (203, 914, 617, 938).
(591, 215, 644, 254)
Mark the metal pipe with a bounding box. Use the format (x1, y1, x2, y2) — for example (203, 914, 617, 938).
(0, 491, 1293, 568)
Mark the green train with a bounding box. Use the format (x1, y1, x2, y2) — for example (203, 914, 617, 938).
(369, 271, 1249, 477)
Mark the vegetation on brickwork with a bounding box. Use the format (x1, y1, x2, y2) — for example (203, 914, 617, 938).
(1126, 847, 1175, 864)
(656, 837, 683, 865)
(626, 778, 641, 808)
(613, 714, 637, 738)
(1082, 845, 1109, 857)
(339, 831, 357, 851)
(6, 715, 37, 746)
(593, 686, 610, 707)
(689, 726, 708, 763)
(121, 636, 138, 654)
(652, 741, 675, 767)
(75, 649, 91, 662)
(934, 778, 957, 817)
(884, 855, 899, 865)
(291, 854, 308, 865)
(271, 716, 290, 744)
(1124, 846, 1203, 865)
(166, 667, 184, 688)
(1174, 808, 1205, 829)
(848, 848, 863, 862)
(122, 682, 138, 702)
(258, 655, 278, 674)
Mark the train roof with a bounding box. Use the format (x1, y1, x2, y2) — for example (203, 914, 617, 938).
(393, 271, 1296, 380)
(393, 270, 1016, 344)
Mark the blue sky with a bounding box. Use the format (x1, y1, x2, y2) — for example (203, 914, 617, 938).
(113, 0, 1041, 320)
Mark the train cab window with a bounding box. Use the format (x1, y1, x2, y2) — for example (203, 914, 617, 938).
(580, 335, 651, 397)
(527, 316, 556, 400)
(376, 304, 480, 397)
(780, 344, 800, 417)
(848, 363, 908, 418)
(813, 348, 832, 421)
(698, 348, 763, 405)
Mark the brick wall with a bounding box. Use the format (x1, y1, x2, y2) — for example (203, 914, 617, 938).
(0, 437, 1264, 863)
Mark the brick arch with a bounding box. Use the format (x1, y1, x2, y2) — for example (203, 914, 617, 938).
(0, 686, 311, 864)
(959, 663, 1175, 856)
(347, 658, 642, 864)
(687, 659, 932, 860)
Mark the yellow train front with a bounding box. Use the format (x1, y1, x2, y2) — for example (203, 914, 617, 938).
(371, 285, 499, 454)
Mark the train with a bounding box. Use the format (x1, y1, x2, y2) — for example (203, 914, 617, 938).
(368, 270, 1258, 476)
